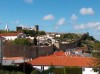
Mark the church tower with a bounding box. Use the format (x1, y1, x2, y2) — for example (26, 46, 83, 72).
(5, 24, 9, 31)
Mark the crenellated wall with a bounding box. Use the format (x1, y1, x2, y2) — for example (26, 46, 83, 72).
(53, 33, 88, 51)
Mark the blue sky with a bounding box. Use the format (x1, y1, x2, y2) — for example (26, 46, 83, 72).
(0, 0, 100, 40)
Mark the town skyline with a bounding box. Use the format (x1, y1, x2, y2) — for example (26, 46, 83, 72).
(0, 0, 100, 41)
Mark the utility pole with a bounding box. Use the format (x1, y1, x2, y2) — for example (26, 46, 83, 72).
(0, 38, 2, 65)
(23, 46, 25, 74)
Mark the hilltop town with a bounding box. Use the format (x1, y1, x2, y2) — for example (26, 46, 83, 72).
(0, 25, 100, 74)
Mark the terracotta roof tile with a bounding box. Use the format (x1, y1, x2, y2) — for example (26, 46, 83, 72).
(28, 52, 93, 67)
(0, 33, 20, 36)
(3, 57, 24, 60)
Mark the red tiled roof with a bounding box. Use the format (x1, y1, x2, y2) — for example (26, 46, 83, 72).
(54, 51, 65, 56)
(3, 57, 24, 60)
(28, 53, 93, 67)
(0, 33, 20, 36)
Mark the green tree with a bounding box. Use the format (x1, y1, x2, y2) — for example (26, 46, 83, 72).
(23, 30, 46, 37)
(38, 31, 46, 35)
(13, 38, 31, 46)
(92, 42, 100, 74)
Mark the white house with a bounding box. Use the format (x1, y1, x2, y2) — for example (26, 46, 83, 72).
(2, 57, 30, 65)
(0, 33, 20, 40)
(0, 33, 28, 40)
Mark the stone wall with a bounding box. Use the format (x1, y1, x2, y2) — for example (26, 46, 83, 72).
(3, 45, 54, 58)
(54, 33, 88, 51)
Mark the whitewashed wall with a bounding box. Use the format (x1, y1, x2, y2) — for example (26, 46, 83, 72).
(3, 36, 17, 40)
(2, 59, 24, 65)
(83, 68, 98, 74)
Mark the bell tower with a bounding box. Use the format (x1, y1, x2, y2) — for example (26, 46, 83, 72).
(5, 24, 9, 31)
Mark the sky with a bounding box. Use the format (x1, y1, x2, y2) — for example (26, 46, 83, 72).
(0, 0, 100, 40)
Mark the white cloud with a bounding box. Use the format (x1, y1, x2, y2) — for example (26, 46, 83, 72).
(55, 18, 66, 30)
(96, 26, 100, 30)
(74, 22, 100, 30)
(12, 20, 20, 24)
(74, 24, 85, 30)
(80, 8, 94, 15)
(57, 18, 66, 25)
(24, 0, 33, 4)
(86, 22, 100, 28)
(43, 14, 55, 21)
(55, 26, 59, 30)
(71, 14, 78, 21)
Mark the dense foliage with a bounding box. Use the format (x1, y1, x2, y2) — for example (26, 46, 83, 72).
(13, 38, 32, 46)
(31, 66, 82, 74)
(76, 34, 98, 48)
(54, 33, 80, 42)
(0, 71, 23, 74)
(92, 42, 100, 73)
(23, 30, 46, 37)
(0, 63, 34, 74)
(0, 30, 16, 33)
(92, 42, 100, 58)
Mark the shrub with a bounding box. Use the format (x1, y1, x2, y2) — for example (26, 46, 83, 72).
(13, 38, 31, 46)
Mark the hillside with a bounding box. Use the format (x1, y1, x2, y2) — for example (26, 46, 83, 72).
(54, 33, 99, 50)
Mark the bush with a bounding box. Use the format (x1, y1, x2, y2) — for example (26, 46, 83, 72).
(31, 70, 41, 74)
(18, 63, 34, 74)
(65, 67, 82, 74)
(32, 66, 82, 74)
(0, 63, 34, 74)
(13, 38, 32, 46)
(0, 70, 23, 74)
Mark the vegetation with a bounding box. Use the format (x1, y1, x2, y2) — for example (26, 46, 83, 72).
(18, 63, 34, 74)
(54, 33, 80, 42)
(23, 30, 46, 37)
(0, 63, 34, 74)
(0, 65, 82, 74)
(13, 38, 32, 46)
(0, 70, 23, 74)
(31, 66, 82, 74)
(0, 30, 16, 33)
(92, 42, 100, 74)
(77, 34, 98, 48)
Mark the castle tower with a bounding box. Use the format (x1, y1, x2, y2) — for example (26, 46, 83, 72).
(16, 26, 22, 32)
(34, 25, 39, 31)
